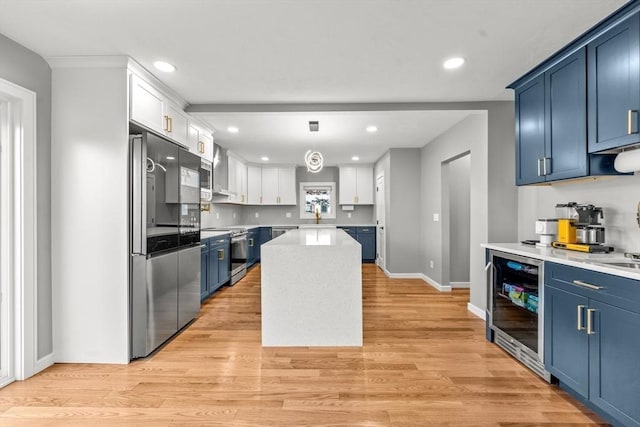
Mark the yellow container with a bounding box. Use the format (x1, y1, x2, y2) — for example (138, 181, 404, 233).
(557, 219, 577, 244)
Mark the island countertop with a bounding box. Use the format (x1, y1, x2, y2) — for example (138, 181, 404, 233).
(263, 227, 360, 247)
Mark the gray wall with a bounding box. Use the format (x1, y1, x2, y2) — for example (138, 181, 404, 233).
(448, 154, 471, 283)
(518, 174, 640, 252)
(203, 166, 375, 227)
(0, 34, 52, 359)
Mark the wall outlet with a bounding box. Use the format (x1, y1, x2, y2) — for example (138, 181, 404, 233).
(255, 212, 259, 218)
(233, 212, 237, 219)
(347, 212, 352, 218)
(433, 213, 439, 222)
(430, 260, 434, 269)
(216, 212, 220, 220)
(286, 212, 291, 218)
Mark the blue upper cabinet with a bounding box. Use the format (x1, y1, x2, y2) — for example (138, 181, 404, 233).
(515, 75, 546, 185)
(588, 12, 640, 153)
(545, 49, 588, 181)
(514, 49, 588, 185)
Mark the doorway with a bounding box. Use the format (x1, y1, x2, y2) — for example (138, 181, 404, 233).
(441, 152, 471, 289)
(0, 77, 39, 387)
(375, 173, 385, 270)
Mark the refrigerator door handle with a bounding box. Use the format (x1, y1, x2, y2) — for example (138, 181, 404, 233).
(130, 135, 147, 255)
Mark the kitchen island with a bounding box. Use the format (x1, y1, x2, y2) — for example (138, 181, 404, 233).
(260, 227, 362, 346)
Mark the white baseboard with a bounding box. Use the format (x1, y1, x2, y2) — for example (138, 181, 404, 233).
(30, 352, 55, 379)
(467, 302, 486, 320)
(419, 274, 451, 292)
(450, 281, 470, 289)
(382, 268, 452, 292)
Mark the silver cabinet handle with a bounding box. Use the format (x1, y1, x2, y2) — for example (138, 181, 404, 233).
(587, 308, 596, 335)
(543, 157, 550, 176)
(577, 304, 586, 331)
(572, 280, 604, 290)
(537, 158, 542, 177)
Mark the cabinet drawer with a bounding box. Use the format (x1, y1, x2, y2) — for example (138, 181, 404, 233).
(356, 227, 375, 234)
(545, 262, 640, 311)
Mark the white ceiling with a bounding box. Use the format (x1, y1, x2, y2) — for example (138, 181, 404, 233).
(0, 0, 628, 164)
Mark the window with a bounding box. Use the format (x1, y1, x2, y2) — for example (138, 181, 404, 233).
(299, 182, 336, 220)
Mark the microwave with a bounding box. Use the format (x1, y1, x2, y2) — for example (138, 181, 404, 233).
(200, 159, 212, 201)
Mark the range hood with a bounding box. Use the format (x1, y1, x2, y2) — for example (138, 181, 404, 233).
(212, 143, 230, 195)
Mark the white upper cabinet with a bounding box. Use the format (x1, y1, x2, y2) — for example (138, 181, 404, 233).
(339, 166, 374, 205)
(130, 74, 165, 132)
(277, 167, 297, 205)
(130, 73, 190, 147)
(187, 122, 214, 161)
(247, 165, 263, 205)
(227, 154, 247, 204)
(259, 166, 297, 205)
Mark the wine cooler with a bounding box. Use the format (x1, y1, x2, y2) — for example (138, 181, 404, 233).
(487, 250, 550, 381)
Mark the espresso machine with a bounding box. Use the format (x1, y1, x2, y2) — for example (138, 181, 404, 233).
(552, 202, 613, 253)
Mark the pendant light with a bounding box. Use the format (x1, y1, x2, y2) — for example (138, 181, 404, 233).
(305, 121, 323, 173)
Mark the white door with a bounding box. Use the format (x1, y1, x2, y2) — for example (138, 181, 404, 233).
(375, 173, 385, 270)
(0, 97, 10, 387)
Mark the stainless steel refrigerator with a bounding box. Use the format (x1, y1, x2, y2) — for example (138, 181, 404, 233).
(130, 130, 201, 359)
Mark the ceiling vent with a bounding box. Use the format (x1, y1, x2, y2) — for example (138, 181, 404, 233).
(309, 121, 319, 132)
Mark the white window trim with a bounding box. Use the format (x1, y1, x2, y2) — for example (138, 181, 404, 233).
(299, 181, 337, 220)
(0, 76, 47, 387)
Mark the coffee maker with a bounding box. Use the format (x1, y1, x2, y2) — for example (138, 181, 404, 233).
(552, 202, 613, 253)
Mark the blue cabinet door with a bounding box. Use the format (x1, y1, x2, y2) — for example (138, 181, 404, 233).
(589, 300, 640, 427)
(208, 243, 221, 294)
(545, 49, 588, 181)
(544, 285, 589, 398)
(356, 227, 376, 262)
(339, 226, 357, 239)
(217, 242, 230, 285)
(588, 12, 640, 152)
(200, 243, 209, 300)
(247, 229, 259, 266)
(259, 227, 272, 260)
(515, 75, 546, 185)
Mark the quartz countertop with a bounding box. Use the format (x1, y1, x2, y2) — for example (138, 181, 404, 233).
(200, 230, 230, 239)
(482, 243, 640, 280)
(264, 228, 360, 247)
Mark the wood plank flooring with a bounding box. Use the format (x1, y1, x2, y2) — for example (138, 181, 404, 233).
(0, 264, 607, 426)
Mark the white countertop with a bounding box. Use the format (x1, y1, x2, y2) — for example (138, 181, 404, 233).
(201, 230, 230, 239)
(482, 243, 640, 280)
(264, 228, 360, 247)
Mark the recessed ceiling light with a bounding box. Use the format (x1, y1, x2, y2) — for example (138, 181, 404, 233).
(366, 126, 378, 133)
(227, 126, 239, 133)
(443, 57, 465, 70)
(153, 61, 176, 73)
(261, 156, 269, 161)
(352, 156, 360, 161)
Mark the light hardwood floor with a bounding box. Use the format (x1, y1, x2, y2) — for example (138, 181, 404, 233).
(0, 264, 606, 426)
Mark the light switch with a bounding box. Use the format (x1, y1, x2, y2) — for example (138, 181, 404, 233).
(216, 212, 220, 220)
(347, 213, 352, 218)
(433, 213, 439, 222)
(255, 212, 259, 218)
(233, 212, 237, 219)
(286, 212, 292, 218)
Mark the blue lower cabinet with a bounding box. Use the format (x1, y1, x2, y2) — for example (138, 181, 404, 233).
(338, 226, 376, 263)
(356, 227, 376, 263)
(259, 227, 272, 260)
(247, 228, 259, 267)
(200, 240, 210, 300)
(544, 262, 640, 427)
(202, 234, 230, 301)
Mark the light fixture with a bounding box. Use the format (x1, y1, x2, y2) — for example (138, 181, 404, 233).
(305, 120, 323, 173)
(227, 126, 239, 133)
(366, 126, 378, 133)
(352, 156, 360, 161)
(305, 150, 324, 173)
(261, 156, 269, 161)
(443, 57, 465, 70)
(153, 61, 176, 73)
